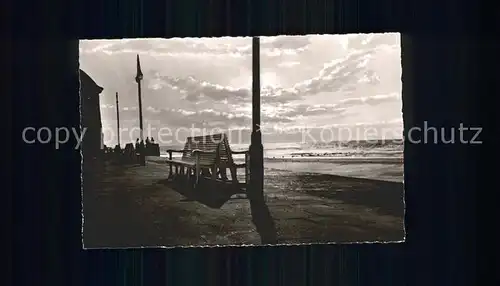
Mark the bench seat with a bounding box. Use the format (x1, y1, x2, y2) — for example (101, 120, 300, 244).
(164, 158, 196, 167)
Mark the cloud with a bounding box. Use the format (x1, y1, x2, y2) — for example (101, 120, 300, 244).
(277, 61, 301, 68)
(80, 36, 312, 59)
(260, 103, 347, 119)
(149, 66, 398, 107)
(145, 41, 397, 108)
(101, 105, 296, 132)
(83, 34, 403, 146)
(100, 103, 402, 145)
(259, 36, 311, 56)
(335, 93, 400, 107)
(347, 33, 400, 51)
(149, 73, 305, 106)
(145, 53, 388, 108)
(289, 45, 397, 96)
(154, 75, 250, 103)
(102, 92, 397, 130)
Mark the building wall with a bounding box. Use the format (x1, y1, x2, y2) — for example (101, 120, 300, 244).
(80, 70, 104, 163)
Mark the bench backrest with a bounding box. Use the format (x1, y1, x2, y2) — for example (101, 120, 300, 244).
(181, 133, 238, 166)
(181, 133, 224, 165)
(219, 135, 236, 165)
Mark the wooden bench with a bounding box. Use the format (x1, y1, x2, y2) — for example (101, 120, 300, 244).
(166, 134, 223, 187)
(217, 134, 249, 186)
(165, 133, 249, 188)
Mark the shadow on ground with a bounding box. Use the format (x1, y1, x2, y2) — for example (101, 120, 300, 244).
(267, 173, 405, 217)
(84, 161, 403, 247)
(157, 178, 246, 209)
(157, 177, 278, 244)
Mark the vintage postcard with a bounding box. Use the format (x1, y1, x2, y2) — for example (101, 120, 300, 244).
(80, 33, 404, 248)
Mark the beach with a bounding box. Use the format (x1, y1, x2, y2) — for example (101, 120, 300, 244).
(83, 155, 405, 248)
(152, 155, 404, 216)
(157, 154, 404, 183)
(264, 159, 403, 183)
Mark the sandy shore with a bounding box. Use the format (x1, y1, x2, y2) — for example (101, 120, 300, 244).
(83, 159, 405, 248)
(265, 157, 402, 164)
(158, 154, 402, 164)
(153, 155, 404, 183)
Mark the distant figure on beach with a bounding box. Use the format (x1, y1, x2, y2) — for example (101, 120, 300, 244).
(124, 143, 134, 156)
(135, 138, 141, 157)
(150, 137, 155, 143)
(135, 138, 140, 150)
(140, 140, 145, 157)
(146, 137, 151, 145)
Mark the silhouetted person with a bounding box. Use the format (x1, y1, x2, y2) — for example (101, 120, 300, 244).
(138, 140, 146, 165)
(138, 140, 145, 153)
(145, 138, 151, 155)
(135, 139, 141, 162)
(135, 138, 140, 150)
(149, 137, 159, 156)
(125, 143, 134, 158)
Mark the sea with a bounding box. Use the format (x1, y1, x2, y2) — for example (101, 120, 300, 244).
(159, 140, 404, 182)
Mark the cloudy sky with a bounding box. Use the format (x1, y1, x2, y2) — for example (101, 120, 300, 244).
(79, 33, 402, 145)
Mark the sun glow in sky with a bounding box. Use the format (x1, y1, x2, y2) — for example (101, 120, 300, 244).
(262, 72, 281, 88)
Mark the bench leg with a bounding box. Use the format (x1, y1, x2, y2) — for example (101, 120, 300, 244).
(195, 165, 201, 187)
(229, 166, 238, 184)
(211, 165, 217, 180)
(219, 167, 229, 181)
(200, 168, 210, 177)
(245, 164, 249, 185)
(168, 163, 173, 179)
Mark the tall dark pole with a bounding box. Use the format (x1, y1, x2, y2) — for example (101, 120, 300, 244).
(136, 54, 146, 166)
(248, 37, 276, 244)
(115, 92, 121, 147)
(249, 37, 264, 198)
(137, 82, 144, 141)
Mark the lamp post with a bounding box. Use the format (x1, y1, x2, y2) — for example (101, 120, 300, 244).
(135, 54, 146, 166)
(249, 37, 264, 198)
(247, 37, 277, 244)
(115, 92, 121, 148)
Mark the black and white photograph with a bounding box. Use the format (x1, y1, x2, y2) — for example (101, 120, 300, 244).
(80, 33, 405, 248)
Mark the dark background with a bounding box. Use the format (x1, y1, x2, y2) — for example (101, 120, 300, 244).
(10, 0, 485, 285)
